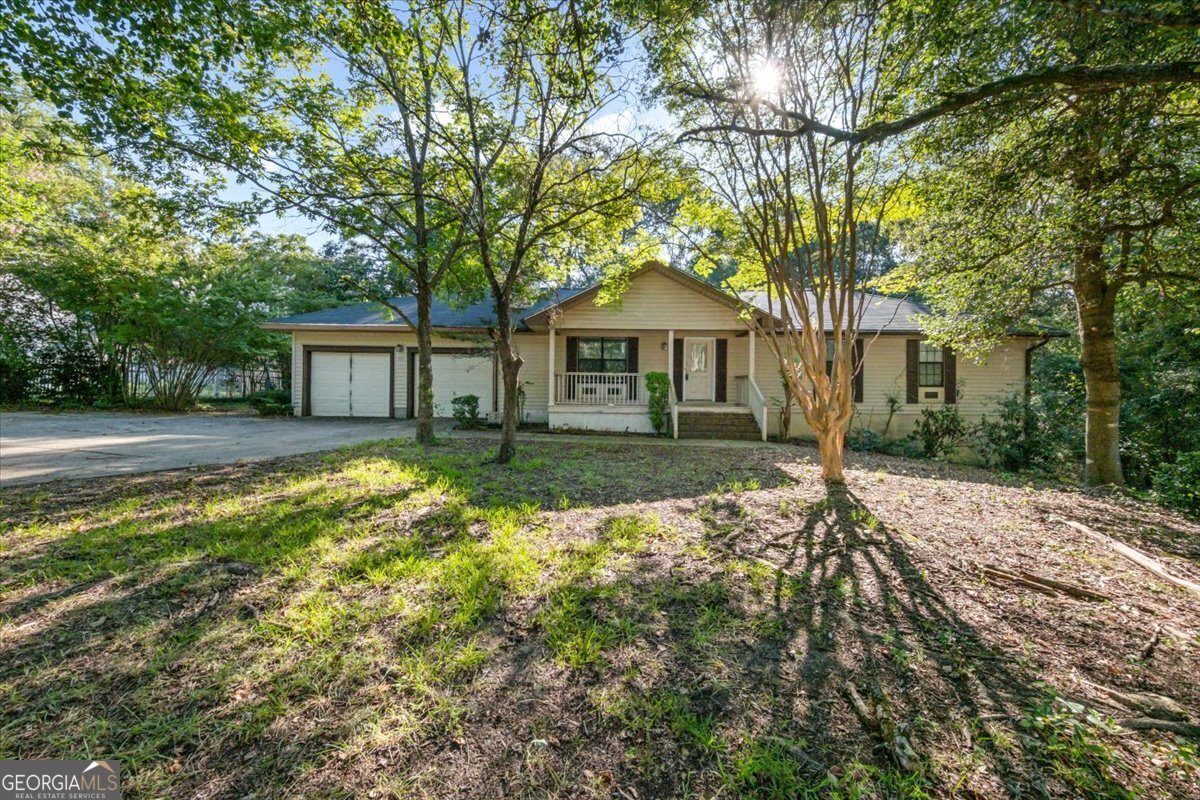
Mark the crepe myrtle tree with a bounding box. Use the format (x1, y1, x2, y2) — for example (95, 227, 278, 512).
(440, 0, 657, 464)
(653, 0, 913, 484)
(645, 0, 1200, 486)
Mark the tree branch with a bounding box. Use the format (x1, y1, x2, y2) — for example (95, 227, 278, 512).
(676, 61, 1200, 144)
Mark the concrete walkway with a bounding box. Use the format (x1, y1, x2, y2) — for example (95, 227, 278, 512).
(0, 412, 782, 488)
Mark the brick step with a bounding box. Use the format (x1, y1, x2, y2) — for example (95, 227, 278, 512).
(677, 413, 758, 424)
(676, 411, 761, 440)
(677, 412, 757, 422)
(678, 421, 760, 430)
(679, 423, 761, 433)
(677, 429, 762, 441)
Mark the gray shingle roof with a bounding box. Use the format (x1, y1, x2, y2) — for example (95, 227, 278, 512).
(266, 271, 1064, 337)
(265, 288, 588, 330)
(744, 290, 933, 333)
(744, 291, 1067, 336)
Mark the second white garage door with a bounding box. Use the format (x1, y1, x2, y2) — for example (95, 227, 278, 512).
(309, 351, 391, 417)
(430, 352, 494, 417)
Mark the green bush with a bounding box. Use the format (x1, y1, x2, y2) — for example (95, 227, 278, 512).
(910, 404, 967, 458)
(974, 394, 1034, 471)
(248, 388, 293, 416)
(847, 427, 883, 452)
(451, 394, 484, 429)
(645, 371, 671, 435)
(0, 354, 35, 404)
(1152, 452, 1200, 515)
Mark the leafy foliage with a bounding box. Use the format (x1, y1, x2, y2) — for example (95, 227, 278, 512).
(249, 388, 293, 417)
(644, 371, 671, 434)
(910, 404, 968, 459)
(1152, 453, 1200, 516)
(451, 395, 484, 431)
(1, 100, 355, 410)
(1019, 693, 1137, 800)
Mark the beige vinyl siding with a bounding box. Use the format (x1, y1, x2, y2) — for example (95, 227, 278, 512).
(554, 270, 745, 330)
(749, 335, 1032, 438)
(512, 334, 549, 422)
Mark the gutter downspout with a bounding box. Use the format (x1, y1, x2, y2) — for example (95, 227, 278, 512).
(1024, 334, 1053, 402)
(1024, 334, 1053, 444)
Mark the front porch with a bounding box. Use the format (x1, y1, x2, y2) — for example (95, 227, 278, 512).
(544, 329, 768, 440)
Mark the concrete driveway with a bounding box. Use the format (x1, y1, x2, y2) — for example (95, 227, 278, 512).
(0, 412, 432, 487)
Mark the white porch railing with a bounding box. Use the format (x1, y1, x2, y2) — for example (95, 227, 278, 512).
(746, 376, 768, 442)
(555, 372, 647, 405)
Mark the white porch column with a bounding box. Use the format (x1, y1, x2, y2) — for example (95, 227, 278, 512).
(748, 329, 756, 381)
(547, 326, 556, 407)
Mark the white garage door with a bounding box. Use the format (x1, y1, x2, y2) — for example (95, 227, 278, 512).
(309, 351, 391, 417)
(431, 352, 493, 417)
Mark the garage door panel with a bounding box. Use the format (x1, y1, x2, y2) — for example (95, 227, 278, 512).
(308, 350, 392, 418)
(310, 353, 352, 416)
(431, 353, 493, 417)
(348, 353, 391, 417)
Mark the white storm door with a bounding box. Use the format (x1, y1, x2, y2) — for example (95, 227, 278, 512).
(309, 352, 352, 416)
(683, 337, 715, 401)
(347, 352, 391, 417)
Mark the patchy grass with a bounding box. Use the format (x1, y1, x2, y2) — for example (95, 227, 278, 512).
(1, 437, 1199, 799)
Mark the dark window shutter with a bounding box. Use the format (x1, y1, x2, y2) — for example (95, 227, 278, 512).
(715, 338, 728, 402)
(854, 338, 864, 403)
(564, 336, 578, 400)
(944, 347, 957, 404)
(906, 339, 919, 404)
(565, 336, 578, 373)
(673, 338, 683, 401)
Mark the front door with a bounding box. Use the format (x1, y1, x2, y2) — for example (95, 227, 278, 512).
(683, 337, 715, 401)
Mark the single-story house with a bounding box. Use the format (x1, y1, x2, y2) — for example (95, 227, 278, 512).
(262, 261, 1052, 440)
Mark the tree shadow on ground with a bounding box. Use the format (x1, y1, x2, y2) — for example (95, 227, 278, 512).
(0, 438, 1192, 798)
(449, 485, 1161, 799)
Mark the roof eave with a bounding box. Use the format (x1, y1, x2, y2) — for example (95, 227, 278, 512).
(261, 322, 518, 334)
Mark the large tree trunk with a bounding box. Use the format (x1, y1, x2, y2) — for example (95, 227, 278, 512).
(1075, 244, 1124, 486)
(492, 299, 523, 464)
(815, 422, 846, 484)
(414, 287, 436, 446)
(494, 326, 522, 465)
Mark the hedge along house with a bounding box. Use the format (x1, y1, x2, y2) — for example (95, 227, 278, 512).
(262, 261, 1051, 440)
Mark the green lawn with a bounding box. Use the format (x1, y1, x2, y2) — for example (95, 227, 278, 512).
(1, 438, 1198, 798)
